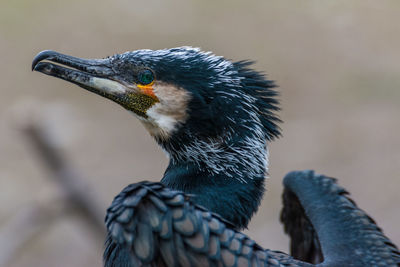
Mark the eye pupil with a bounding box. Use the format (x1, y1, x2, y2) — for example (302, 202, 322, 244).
(138, 70, 154, 85)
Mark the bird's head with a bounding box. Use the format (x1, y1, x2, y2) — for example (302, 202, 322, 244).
(32, 47, 280, 181)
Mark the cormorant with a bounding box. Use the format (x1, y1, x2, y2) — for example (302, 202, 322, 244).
(32, 48, 399, 266)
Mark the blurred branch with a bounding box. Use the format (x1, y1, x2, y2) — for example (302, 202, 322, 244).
(0, 106, 106, 266)
(21, 119, 105, 235)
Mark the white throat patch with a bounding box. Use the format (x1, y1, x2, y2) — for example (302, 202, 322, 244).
(140, 82, 190, 140)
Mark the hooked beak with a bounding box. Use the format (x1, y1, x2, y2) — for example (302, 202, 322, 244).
(32, 50, 127, 96)
(32, 50, 157, 117)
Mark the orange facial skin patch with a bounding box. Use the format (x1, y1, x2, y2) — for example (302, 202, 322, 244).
(137, 83, 158, 100)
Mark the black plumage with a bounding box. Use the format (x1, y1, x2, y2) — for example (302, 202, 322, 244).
(103, 180, 311, 267)
(104, 171, 399, 267)
(31, 47, 400, 267)
(281, 170, 400, 266)
(32, 47, 280, 230)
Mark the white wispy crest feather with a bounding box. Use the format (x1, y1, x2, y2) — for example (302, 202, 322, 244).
(167, 89, 269, 183)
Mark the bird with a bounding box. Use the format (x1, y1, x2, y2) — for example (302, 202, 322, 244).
(32, 47, 399, 267)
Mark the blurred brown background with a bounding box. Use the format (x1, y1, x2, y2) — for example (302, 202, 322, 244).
(1, 0, 399, 266)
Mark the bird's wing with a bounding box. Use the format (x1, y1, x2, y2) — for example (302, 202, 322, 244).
(104, 181, 312, 267)
(281, 170, 400, 266)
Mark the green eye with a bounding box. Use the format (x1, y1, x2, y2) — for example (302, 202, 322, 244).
(138, 69, 154, 85)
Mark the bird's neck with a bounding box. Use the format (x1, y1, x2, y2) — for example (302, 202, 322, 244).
(161, 162, 265, 229)
(160, 132, 268, 229)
